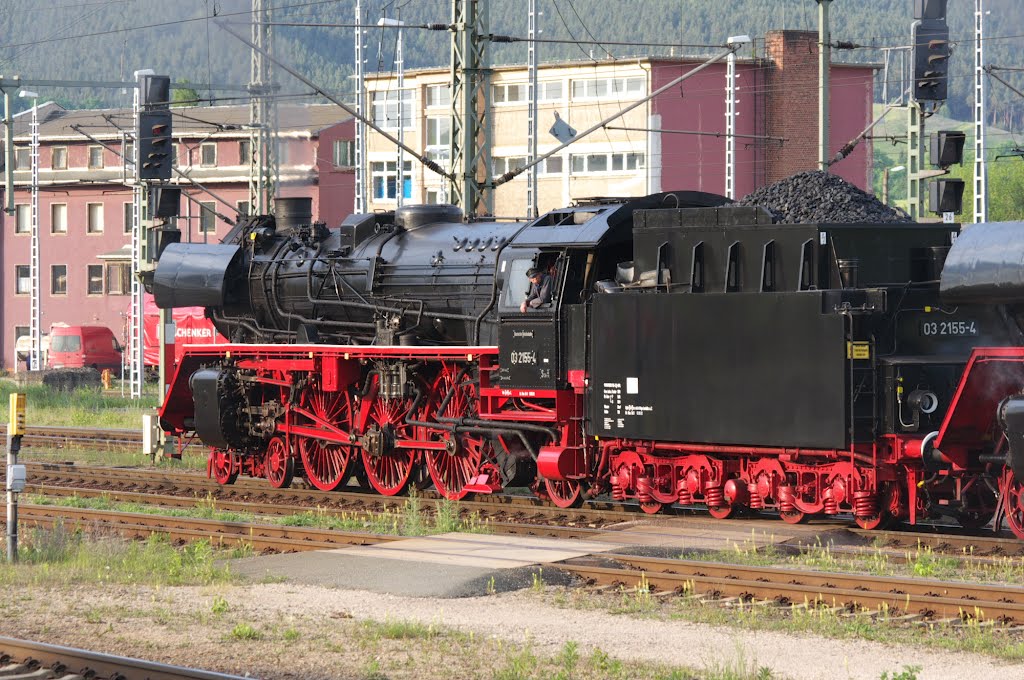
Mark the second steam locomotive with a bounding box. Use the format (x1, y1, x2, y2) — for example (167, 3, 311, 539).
(154, 191, 1024, 537)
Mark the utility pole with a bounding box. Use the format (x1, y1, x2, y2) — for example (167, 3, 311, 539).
(354, 0, 366, 213)
(724, 37, 751, 198)
(20, 91, 40, 372)
(2, 82, 17, 216)
(379, 15, 406, 207)
(974, 0, 988, 223)
(526, 0, 538, 218)
(249, 0, 278, 215)
(817, 0, 832, 172)
(449, 0, 492, 217)
(128, 70, 150, 399)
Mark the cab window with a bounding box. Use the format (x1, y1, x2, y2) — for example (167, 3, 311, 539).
(500, 258, 534, 310)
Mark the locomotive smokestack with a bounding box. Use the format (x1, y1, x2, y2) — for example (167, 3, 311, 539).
(275, 197, 313, 234)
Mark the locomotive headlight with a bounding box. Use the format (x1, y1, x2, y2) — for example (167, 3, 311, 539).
(908, 389, 939, 415)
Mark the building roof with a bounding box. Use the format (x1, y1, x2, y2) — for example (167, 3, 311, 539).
(12, 103, 352, 142)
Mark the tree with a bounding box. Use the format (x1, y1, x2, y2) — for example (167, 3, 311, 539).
(172, 79, 200, 108)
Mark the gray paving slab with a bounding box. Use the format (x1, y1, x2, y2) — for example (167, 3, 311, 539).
(229, 532, 613, 598)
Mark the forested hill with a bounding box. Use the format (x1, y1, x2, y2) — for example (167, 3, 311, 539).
(0, 0, 1021, 127)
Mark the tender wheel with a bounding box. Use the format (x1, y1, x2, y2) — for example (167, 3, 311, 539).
(361, 376, 417, 496)
(779, 510, 807, 524)
(423, 365, 497, 500)
(298, 384, 354, 491)
(639, 501, 663, 514)
(545, 478, 584, 509)
(854, 482, 901, 531)
(211, 449, 238, 485)
(265, 436, 295, 489)
(708, 504, 736, 520)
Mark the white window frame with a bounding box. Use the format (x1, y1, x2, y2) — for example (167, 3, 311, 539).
(88, 145, 104, 169)
(105, 262, 132, 296)
(14, 204, 29, 233)
(426, 84, 451, 108)
(569, 151, 645, 175)
(371, 160, 412, 201)
(371, 89, 414, 130)
(50, 264, 68, 296)
(540, 81, 564, 101)
(200, 143, 217, 167)
(492, 156, 526, 177)
(15, 265, 29, 295)
(14, 147, 29, 170)
(540, 155, 564, 175)
(50, 203, 67, 234)
(51, 146, 68, 170)
(238, 139, 251, 166)
(332, 139, 354, 167)
(199, 201, 217, 233)
(87, 264, 104, 295)
(571, 76, 645, 100)
(123, 202, 133, 234)
(492, 83, 527, 105)
(86, 203, 104, 234)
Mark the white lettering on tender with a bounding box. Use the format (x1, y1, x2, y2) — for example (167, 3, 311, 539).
(176, 327, 214, 339)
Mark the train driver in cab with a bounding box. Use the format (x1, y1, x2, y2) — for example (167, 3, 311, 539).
(520, 266, 552, 312)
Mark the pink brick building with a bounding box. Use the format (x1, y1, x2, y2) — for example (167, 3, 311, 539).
(0, 103, 354, 369)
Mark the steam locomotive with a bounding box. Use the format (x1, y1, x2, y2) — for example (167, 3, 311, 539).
(154, 192, 1024, 537)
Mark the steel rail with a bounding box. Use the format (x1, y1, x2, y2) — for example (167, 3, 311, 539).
(12, 463, 1024, 555)
(0, 635, 250, 680)
(20, 485, 605, 541)
(550, 556, 1024, 622)
(12, 505, 400, 551)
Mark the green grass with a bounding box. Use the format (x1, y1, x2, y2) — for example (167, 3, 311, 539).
(28, 491, 490, 537)
(0, 380, 158, 429)
(548, 581, 1024, 662)
(278, 494, 490, 536)
(676, 533, 1024, 586)
(0, 525, 240, 587)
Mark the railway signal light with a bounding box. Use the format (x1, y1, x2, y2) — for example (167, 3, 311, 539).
(914, 0, 946, 20)
(138, 109, 173, 181)
(929, 178, 965, 214)
(931, 130, 966, 168)
(912, 19, 950, 101)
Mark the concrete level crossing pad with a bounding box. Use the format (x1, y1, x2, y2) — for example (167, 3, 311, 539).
(228, 533, 619, 598)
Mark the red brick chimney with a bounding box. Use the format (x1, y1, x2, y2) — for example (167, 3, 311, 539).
(765, 30, 820, 184)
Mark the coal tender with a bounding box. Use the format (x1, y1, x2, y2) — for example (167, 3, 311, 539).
(154, 179, 1024, 537)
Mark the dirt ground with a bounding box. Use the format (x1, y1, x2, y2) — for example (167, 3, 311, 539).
(2, 581, 1023, 680)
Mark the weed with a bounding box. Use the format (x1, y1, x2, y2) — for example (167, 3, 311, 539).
(487, 575, 497, 595)
(532, 568, 545, 593)
(357, 617, 441, 640)
(230, 622, 261, 640)
(879, 665, 921, 680)
(210, 596, 229, 615)
(493, 646, 540, 680)
(282, 628, 301, 642)
(554, 640, 579, 679)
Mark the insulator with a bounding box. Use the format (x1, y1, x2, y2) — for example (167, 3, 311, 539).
(747, 489, 764, 510)
(853, 490, 877, 518)
(703, 481, 725, 509)
(677, 479, 693, 505)
(777, 485, 797, 513)
(637, 476, 653, 504)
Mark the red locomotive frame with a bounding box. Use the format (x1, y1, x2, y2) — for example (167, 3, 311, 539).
(160, 342, 1024, 537)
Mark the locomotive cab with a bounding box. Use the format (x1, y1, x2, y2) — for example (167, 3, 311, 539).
(496, 248, 588, 390)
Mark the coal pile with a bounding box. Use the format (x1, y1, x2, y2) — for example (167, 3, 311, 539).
(737, 170, 913, 224)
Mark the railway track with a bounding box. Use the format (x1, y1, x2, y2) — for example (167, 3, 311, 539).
(16, 462, 1024, 555)
(0, 635, 248, 679)
(9, 499, 1024, 625)
(554, 554, 1024, 623)
(0, 425, 144, 452)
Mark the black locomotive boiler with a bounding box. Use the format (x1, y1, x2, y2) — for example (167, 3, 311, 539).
(154, 192, 1024, 537)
